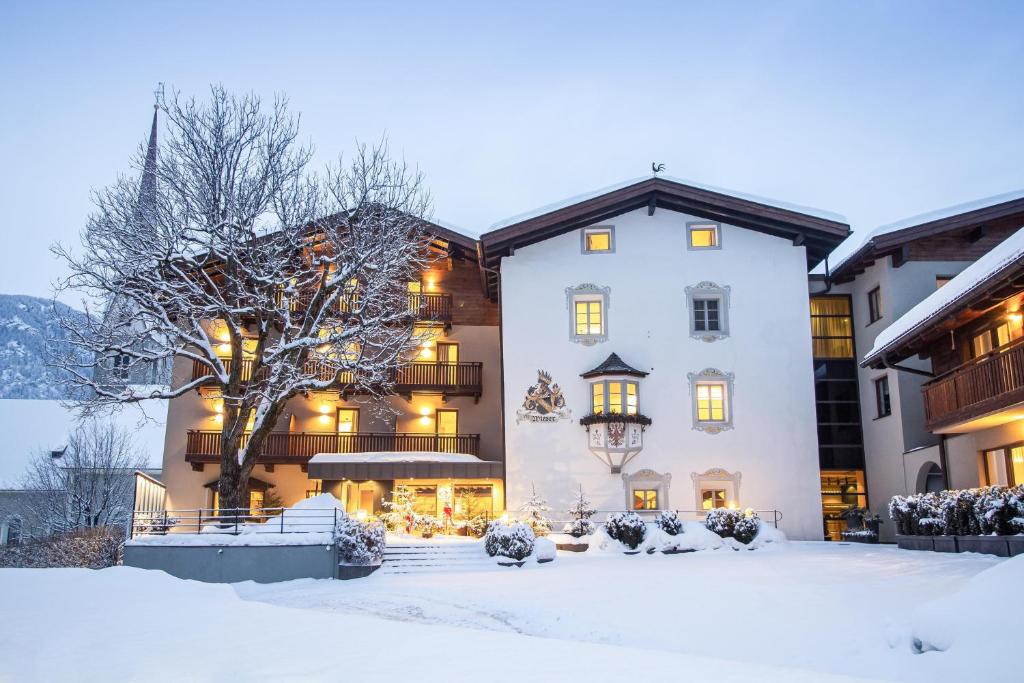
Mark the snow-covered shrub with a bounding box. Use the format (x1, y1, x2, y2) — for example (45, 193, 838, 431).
(653, 510, 683, 536)
(456, 515, 489, 538)
(484, 522, 535, 560)
(533, 536, 557, 562)
(520, 484, 552, 536)
(415, 515, 443, 537)
(890, 486, 1024, 536)
(335, 517, 386, 566)
(564, 485, 597, 537)
(705, 509, 761, 544)
(604, 511, 647, 549)
(974, 487, 1015, 535)
(0, 526, 123, 569)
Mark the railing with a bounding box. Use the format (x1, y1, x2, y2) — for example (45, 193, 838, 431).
(130, 507, 341, 538)
(923, 338, 1024, 430)
(284, 291, 452, 324)
(548, 509, 784, 530)
(192, 359, 481, 395)
(185, 430, 481, 461)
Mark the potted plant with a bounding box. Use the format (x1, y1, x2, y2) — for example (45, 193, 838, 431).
(415, 515, 443, 539)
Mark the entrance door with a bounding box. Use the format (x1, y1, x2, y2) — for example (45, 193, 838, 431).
(436, 409, 458, 453)
(437, 342, 458, 385)
(337, 408, 359, 453)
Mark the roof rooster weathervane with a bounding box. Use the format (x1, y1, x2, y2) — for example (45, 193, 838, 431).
(153, 82, 165, 109)
(651, 162, 666, 175)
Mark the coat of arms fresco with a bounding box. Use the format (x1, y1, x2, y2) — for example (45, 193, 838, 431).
(516, 370, 571, 423)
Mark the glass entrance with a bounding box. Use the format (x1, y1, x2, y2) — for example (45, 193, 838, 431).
(436, 409, 458, 452)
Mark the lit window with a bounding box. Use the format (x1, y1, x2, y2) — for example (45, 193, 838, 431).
(574, 300, 603, 336)
(701, 489, 727, 510)
(626, 383, 638, 415)
(633, 489, 658, 510)
(972, 323, 1012, 358)
(608, 381, 623, 414)
(582, 227, 614, 254)
(590, 380, 639, 415)
(688, 224, 720, 249)
(696, 383, 726, 422)
(591, 383, 605, 414)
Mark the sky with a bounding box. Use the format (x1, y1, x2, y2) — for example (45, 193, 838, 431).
(1, 1, 1022, 304)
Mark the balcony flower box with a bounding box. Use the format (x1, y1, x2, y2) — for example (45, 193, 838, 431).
(895, 534, 934, 552)
(954, 535, 1010, 557)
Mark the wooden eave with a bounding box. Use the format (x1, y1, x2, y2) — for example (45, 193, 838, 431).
(831, 197, 1024, 283)
(862, 255, 1024, 368)
(478, 178, 849, 299)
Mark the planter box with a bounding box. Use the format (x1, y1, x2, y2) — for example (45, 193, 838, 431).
(895, 535, 934, 552)
(955, 535, 1010, 557)
(555, 542, 589, 553)
(931, 536, 958, 553)
(337, 564, 380, 580)
(1007, 536, 1024, 557)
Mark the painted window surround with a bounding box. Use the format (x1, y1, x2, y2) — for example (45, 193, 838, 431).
(687, 368, 735, 433)
(566, 283, 610, 346)
(685, 281, 732, 342)
(622, 469, 671, 510)
(691, 467, 742, 511)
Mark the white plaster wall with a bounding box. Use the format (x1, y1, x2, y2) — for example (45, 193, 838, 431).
(500, 208, 824, 540)
(836, 258, 970, 540)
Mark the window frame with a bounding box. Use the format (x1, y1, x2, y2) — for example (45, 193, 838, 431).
(867, 286, 882, 325)
(566, 284, 610, 345)
(970, 322, 1013, 359)
(590, 379, 640, 416)
(687, 222, 722, 250)
(701, 488, 728, 510)
(873, 375, 891, 418)
(980, 442, 1024, 486)
(632, 488, 659, 511)
(581, 226, 615, 254)
(686, 282, 731, 341)
(688, 368, 735, 433)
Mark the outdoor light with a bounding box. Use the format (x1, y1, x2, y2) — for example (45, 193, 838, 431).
(318, 403, 331, 414)
(356, 510, 368, 520)
(1009, 312, 1023, 323)
(217, 343, 231, 354)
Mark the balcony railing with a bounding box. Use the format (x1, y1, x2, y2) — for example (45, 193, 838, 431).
(923, 337, 1024, 430)
(185, 430, 481, 465)
(284, 291, 453, 326)
(191, 359, 482, 398)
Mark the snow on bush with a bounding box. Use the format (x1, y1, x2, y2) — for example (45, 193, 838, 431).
(519, 484, 552, 536)
(336, 516, 386, 566)
(484, 521, 535, 560)
(889, 485, 1024, 536)
(654, 510, 683, 536)
(604, 511, 647, 549)
(533, 536, 556, 562)
(705, 509, 761, 544)
(564, 485, 597, 537)
(0, 526, 124, 569)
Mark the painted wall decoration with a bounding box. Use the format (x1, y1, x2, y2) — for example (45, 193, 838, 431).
(516, 370, 571, 423)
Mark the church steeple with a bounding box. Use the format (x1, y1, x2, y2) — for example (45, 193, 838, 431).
(136, 84, 162, 222)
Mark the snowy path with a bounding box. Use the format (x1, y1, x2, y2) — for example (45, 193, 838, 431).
(236, 542, 1009, 683)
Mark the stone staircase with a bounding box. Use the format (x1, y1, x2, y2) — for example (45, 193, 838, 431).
(378, 538, 494, 575)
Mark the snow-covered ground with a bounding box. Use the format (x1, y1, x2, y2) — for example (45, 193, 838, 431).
(2, 543, 1018, 682)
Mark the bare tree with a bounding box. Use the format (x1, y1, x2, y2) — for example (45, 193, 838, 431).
(22, 421, 149, 533)
(52, 86, 432, 510)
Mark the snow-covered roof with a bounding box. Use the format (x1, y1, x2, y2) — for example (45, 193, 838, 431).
(308, 451, 483, 465)
(430, 217, 480, 241)
(0, 399, 168, 488)
(487, 174, 847, 233)
(822, 188, 1024, 276)
(863, 224, 1024, 365)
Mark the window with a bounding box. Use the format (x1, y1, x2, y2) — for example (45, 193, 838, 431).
(686, 282, 731, 340)
(696, 384, 726, 422)
(633, 489, 658, 510)
(575, 300, 603, 336)
(688, 223, 720, 249)
(111, 354, 131, 380)
(874, 375, 891, 418)
(701, 489, 727, 510)
(971, 323, 1012, 358)
(590, 380, 639, 415)
(936, 275, 954, 289)
(867, 287, 882, 324)
(582, 226, 614, 254)
(688, 369, 735, 433)
(566, 284, 610, 345)
(810, 296, 854, 358)
(982, 445, 1024, 486)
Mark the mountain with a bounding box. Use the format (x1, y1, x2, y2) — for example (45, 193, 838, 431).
(0, 294, 91, 399)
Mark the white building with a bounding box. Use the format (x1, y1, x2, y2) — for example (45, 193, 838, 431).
(478, 177, 850, 540)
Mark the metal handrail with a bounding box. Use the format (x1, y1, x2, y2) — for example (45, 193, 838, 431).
(130, 507, 342, 538)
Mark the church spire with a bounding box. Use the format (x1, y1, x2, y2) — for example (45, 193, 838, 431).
(136, 84, 162, 222)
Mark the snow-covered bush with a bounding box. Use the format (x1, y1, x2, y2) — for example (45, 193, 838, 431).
(335, 517, 386, 566)
(705, 509, 761, 544)
(564, 485, 597, 537)
(0, 526, 123, 569)
(604, 511, 647, 549)
(484, 521, 535, 560)
(520, 484, 552, 536)
(889, 485, 1024, 536)
(533, 536, 557, 562)
(415, 515, 443, 537)
(653, 510, 683, 536)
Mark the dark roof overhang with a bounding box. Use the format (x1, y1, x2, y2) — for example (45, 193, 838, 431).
(580, 352, 649, 379)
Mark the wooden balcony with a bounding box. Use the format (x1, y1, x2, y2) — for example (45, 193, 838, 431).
(923, 337, 1024, 431)
(191, 359, 482, 399)
(185, 430, 481, 470)
(285, 292, 453, 327)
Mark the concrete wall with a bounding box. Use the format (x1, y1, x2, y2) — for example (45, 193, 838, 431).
(500, 207, 824, 540)
(832, 258, 971, 540)
(124, 543, 338, 583)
